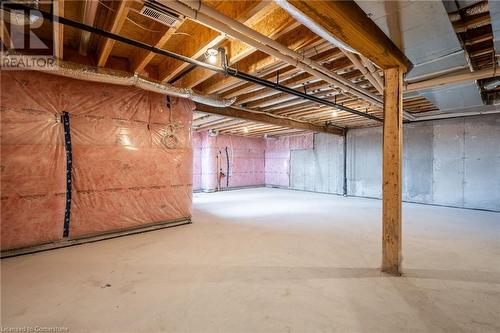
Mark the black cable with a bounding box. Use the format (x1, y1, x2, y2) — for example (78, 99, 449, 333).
(225, 146, 229, 187)
(1, 2, 382, 122)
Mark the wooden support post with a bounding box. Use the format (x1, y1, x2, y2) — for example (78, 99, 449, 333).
(382, 67, 403, 275)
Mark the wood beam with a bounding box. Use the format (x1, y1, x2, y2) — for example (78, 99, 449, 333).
(158, 0, 266, 82)
(97, 0, 130, 67)
(194, 102, 344, 136)
(53, 0, 64, 59)
(174, 5, 300, 89)
(382, 67, 403, 275)
(285, 0, 412, 71)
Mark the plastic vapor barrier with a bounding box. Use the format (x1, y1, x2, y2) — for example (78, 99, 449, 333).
(1, 71, 194, 251)
(193, 131, 265, 191)
(265, 134, 314, 187)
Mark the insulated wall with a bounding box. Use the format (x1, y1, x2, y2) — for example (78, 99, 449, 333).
(1, 71, 194, 250)
(193, 131, 265, 191)
(265, 133, 314, 187)
(289, 133, 344, 194)
(347, 114, 500, 211)
(192, 132, 203, 191)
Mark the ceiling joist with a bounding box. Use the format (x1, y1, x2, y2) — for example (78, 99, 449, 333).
(194, 102, 344, 136)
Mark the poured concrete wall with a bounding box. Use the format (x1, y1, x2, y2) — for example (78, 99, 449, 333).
(347, 114, 500, 211)
(290, 133, 344, 194)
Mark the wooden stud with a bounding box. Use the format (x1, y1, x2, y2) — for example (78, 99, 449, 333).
(382, 66, 403, 275)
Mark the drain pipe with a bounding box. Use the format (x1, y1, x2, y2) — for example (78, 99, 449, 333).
(1, 52, 235, 107)
(360, 55, 384, 89)
(165, 0, 383, 107)
(341, 50, 383, 94)
(1, 3, 380, 122)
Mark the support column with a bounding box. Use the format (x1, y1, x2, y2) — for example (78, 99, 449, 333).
(382, 67, 403, 275)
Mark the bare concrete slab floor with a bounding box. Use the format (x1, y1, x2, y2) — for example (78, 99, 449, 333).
(1, 188, 499, 332)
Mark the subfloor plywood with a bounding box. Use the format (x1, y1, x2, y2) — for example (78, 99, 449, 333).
(1, 188, 499, 332)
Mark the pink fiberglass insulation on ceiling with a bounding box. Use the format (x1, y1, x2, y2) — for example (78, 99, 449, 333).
(0, 71, 194, 251)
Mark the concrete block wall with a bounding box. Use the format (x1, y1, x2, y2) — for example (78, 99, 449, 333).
(347, 114, 500, 211)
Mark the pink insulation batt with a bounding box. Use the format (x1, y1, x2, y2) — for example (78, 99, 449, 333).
(193, 131, 265, 191)
(1, 71, 194, 250)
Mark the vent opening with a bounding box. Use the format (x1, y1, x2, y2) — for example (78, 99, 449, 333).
(140, 0, 181, 27)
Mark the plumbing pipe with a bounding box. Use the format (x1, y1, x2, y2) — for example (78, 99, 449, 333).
(360, 54, 384, 89)
(0, 52, 235, 107)
(341, 50, 383, 94)
(166, 0, 383, 107)
(1, 3, 380, 122)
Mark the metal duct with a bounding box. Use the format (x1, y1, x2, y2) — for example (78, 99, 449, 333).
(0, 52, 235, 107)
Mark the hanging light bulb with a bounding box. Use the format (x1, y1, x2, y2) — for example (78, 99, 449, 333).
(332, 110, 338, 117)
(205, 48, 219, 64)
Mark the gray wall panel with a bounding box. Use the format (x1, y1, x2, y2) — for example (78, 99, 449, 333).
(347, 127, 382, 198)
(290, 133, 344, 194)
(346, 114, 500, 211)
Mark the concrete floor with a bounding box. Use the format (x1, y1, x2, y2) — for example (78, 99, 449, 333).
(1, 188, 499, 332)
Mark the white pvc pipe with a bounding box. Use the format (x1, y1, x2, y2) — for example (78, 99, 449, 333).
(341, 50, 383, 94)
(164, 0, 383, 107)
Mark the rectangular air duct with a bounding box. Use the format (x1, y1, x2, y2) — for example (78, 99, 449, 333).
(140, 0, 181, 26)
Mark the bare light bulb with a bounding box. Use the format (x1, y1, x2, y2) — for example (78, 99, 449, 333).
(207, 54, 217, 64)
(205, 48, 219, 64)
(332, 111, 338, 117)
